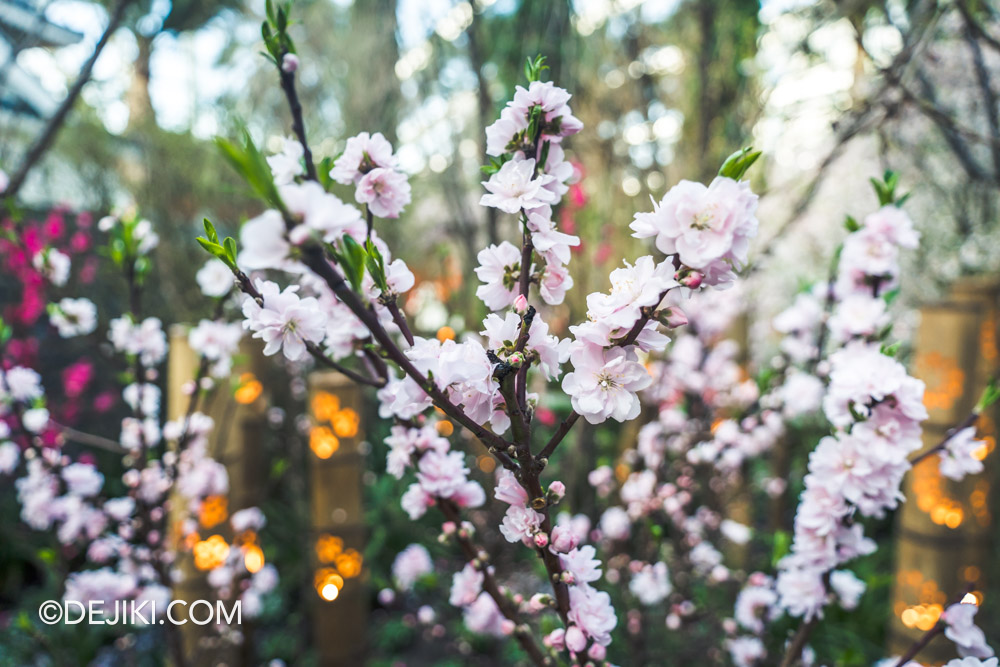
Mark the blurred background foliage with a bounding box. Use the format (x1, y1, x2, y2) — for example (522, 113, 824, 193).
(2, 0, 1000, 664)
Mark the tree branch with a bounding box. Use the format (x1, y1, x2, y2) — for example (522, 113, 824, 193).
(2, 0, 137, 202)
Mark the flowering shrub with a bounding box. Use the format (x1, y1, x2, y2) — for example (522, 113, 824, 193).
(1, 4, 997, 666)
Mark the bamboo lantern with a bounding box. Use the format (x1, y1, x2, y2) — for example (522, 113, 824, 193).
(888, 277, 999, 660)
(307, 371, 369, 665)
(167, 326, 268, 665)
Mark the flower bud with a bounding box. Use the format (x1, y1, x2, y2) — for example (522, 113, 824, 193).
(500, 619, 516, 636)
(588, 644, 606, 661)
(680, 271, 703, 289)
(565, 625, 587, 652)
(528, 593, 551, 612)
(544, 628, 566, 650)
(441, 521, 456, 535)
(513, 294, 528, 314)
(533, 532, 549, 548)
(282, 53, 300, 72)
(661, 306, 689, 328)
(547, 480, 566, 502)
(549, 525, 578, 554)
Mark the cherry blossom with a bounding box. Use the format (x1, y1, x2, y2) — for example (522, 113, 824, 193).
(241, 279, 327, 361)
(50, 297, 98, 338)
(479, 158, 557, 214)
(330, 131, 397, 185)
(562, 345, 652, 424)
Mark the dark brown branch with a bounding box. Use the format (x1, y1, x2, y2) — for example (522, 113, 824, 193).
(52, 423, 128, 454)
(438, 500, 548, 666)
(278, 58, 318, 182)
(305, 341, 387, 387)
(270, 58, 517, 469)
(779, 616, 819, 667)
(2, 0, 136, 202)
(963, 11, 1000, 180)
(909, 410, 980, 466)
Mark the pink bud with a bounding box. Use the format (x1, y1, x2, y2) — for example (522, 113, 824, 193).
(548, 481, 566, 500)
(544, 628, 566, 650)
(282, 53, 300, 73)
(587, 644, 606, 660)
(680, 271, 703, 289)
(549, 525, 578, 554)
(500, 619, 516, 636)
(565, 625, 587, 652)
(528, 593, 548, 613)
(663, 306, 689, 328)
(533, 532, 549, 548)
(513, 294, 528, 313)
(441, 521, 456, 535)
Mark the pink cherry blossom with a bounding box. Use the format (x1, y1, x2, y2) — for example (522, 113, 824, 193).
(355, 167, 412, 219)
(562, 344, 652, 424)
(567, 585, 617, 646)
(242, 280, 327, 361)
(474, 241, 522, 311)
(479, 158, 557, 214)
(330, 131, 397, 185)
(392, 544, 432, 591)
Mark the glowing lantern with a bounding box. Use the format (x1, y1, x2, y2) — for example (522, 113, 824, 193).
(310, 426, 340, 459)
(315, 534, 344, 564)
(193, 535, 230, 571)
(234, 372, 263, 404)
(243, 545, 265, 573)
(199, 495, 228, 528)
(312, 391, 341, 422)
(331, 408, 359, 438)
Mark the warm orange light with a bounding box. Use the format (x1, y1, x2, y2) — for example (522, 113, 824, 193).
(315, 534, 344, 563)
(436, 326, 456, 342)
(194, 535, 230, 571)
(331, 408, 359, 438)
(199, 495, 228, 529)
(235, 373, 263, 404)
(962, 592, 979, 605)
(314, 567, 344, 601)
(436, 420, 454, 437)
(244, 545, 265, 573)
(478, 455, 496, 474)
(973, 444, 989, 461)
(310, 426, 340, 459)
(336, 549, 363, 578)
(312, 391, 341, 422)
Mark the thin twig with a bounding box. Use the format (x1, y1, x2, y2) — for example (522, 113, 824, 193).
(2, 0, 136, 202)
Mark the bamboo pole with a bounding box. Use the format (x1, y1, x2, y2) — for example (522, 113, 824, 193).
(307, 371, 369, 666)
(167, 327, 267, 665)
(888, 277, 999, 660)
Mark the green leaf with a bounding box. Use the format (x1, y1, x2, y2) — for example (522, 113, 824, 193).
(364, 239, 388, 293)
(215, 128, 284, 212)
(844, 215, 860, 232)
(317, 156, 335, 189)
(880, 340, 901, 357)
(203, 218, 219, 244)
(338, 235, 368, 292)
(976, 379, 1000, 413)
(771, 530, 790, 567)
(524, 54, 548, 83)
(224, 237, 238, 265)
(196, 237, 225, 258)
(718, 146, 761, 180)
